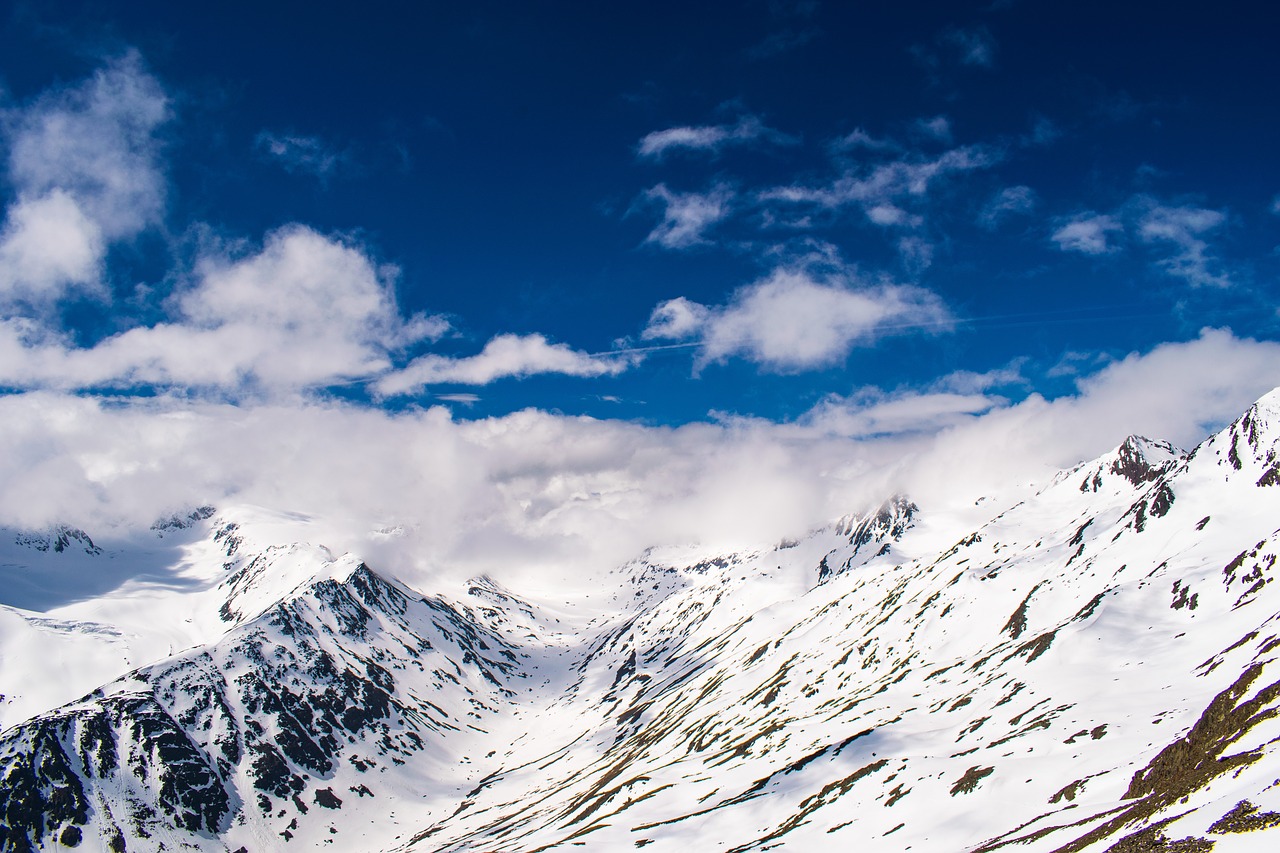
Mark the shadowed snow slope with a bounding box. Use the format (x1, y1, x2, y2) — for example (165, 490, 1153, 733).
(6, 391, 1280, 851)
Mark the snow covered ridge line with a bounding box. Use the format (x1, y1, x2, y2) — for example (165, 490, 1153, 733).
(2, 390, 1280, 851)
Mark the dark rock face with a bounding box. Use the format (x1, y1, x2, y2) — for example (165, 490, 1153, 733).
(821, 496, 918, 583)
(149, 506, 217, 535)
(0, 561, 524, 850)
(12, 525, 101, 556)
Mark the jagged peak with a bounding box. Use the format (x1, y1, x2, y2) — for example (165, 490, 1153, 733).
(1077, 435, 1184, 493)
(11, 523, 102, 556)
(1190, 387, 1280, 481)
(821, 496, 918, 585)
(149, 505, 216, 536)
(835, 495, 918, 543)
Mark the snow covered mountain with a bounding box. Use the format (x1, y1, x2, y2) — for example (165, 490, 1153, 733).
(5, 391, 1280, 851)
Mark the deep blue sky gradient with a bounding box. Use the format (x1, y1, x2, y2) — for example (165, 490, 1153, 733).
(2, 0, 1277, 423)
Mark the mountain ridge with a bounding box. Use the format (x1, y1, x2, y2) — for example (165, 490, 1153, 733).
(3, 391, 1280, 850)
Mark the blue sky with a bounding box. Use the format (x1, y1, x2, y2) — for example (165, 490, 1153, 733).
(1, 0, 1277, 425)
(4, 1, 1280, 558)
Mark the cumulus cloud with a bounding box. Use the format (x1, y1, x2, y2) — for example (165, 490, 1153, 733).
(0, 226, 448, 394)
(0, 52, 168, 304)
(642, 268, 951, 371)
(640, 183, 735, 249)
(1051, 213, 1122, 254)
(3, 330, 1278, 593)
(375, 333, 636, 395)
(637, 115, 795, 159)
(1137, 202, 1230, 287)
(255, 131, 343, 178)
(0, 190, 104, 301)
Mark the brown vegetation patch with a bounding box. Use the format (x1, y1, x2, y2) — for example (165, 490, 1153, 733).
(1207, 799, 1280, 834)
(951, 765, 994, 796)
(1103, 823, 1213, 852)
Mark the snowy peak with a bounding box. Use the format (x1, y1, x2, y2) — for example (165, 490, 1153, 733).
(821, 495, 917, 582)
(9, 390, 1280, 853)
(0, 554, 530, 851)
(10, 525, 101, 556)
(149, 505, 216, 536)
(1225, 393, 1280, 482)
(1078, 434, 1184, 493)
(1179, 388, 1280, 489)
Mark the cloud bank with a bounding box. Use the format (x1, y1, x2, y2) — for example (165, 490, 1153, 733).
(2, 330, 1277, 591)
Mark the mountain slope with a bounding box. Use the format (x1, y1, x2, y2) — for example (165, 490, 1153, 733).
(4, 391, 1280, 851)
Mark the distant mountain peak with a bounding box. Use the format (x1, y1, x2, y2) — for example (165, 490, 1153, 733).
(11, 524, 101, 556)
(149, 505, 216, 536)
(821, 495, 918, 583)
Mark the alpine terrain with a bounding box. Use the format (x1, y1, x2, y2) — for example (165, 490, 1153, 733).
(5, 390, 1280, 852)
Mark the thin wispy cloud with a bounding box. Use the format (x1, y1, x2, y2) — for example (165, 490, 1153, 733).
(1137, 202, 1230, 288)
(1050, 198, 1233, 288)
(746, 28, 819, 59)
(637, 115, 796, 159)
(255, 131, 344, 178)
(896, 235, 934, 273)
(640, 183, 735, 249)
(761, 144, 1001, 209)
(979, 185, 1037, 229)
(376, 333, 637, 395)
(831, 128, 901, 153)
(435, 393, 481, 405)
(940, 25, 997, 68)
(913, 115, 952, 143)
(1051, 212, 1122, 254)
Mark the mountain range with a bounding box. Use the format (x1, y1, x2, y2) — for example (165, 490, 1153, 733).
(4, 391, 1280, 851)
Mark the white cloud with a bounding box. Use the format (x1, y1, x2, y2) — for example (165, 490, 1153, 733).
(1051, 213, 1122, 254)
(799, 387, 1005, 438)
(255, 131, 343, 178)
(637, 115, 795, 159)
(0, 53, 168, 304)
(0, 190, 105, 301)
(375, 333, 636, 395)
(436, 393, 481, 405)
(762, 144, 1000, 210)
(1137, 202, 1230, 287)
(979, 185, 1037, 229)
(0, 226, 448, 394)
(641, 183, 735, 249)
(642, 268, 952, 371)
(865, 204, 919, 227)
(3, 331, 1277, 594)
(641, 297, 709, 341)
